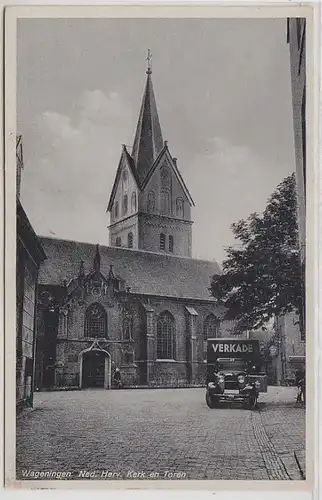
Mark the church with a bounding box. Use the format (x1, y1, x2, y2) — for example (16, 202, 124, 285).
(35, 60, 234, 390)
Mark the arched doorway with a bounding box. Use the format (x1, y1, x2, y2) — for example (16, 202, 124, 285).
(79, 342, 111, 389)
(82, 351, 105, 388)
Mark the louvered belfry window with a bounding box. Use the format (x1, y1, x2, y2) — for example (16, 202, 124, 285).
(157, 311, 175, 359)
(85, 303, 107, 338)
(169, 235, 174, 253)
(128, 232, 133, 248)
(160, 233, 166, 251)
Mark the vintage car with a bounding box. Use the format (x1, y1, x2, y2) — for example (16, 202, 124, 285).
(205, 338, 267, 410)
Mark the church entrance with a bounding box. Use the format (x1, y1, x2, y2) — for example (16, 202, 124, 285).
(79, 343, 111, 389)
(82, 351, 106, 388)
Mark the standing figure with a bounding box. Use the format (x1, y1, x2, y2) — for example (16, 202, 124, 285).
(113, 368, 122, 389)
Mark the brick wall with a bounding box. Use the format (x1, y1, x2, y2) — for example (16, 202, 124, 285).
(41, 289, 232, 389)
(288, 18, 306, 259)
(138, 156, 192, 222)
(16, 244, 38, 408)
(138, 213, 192, 257)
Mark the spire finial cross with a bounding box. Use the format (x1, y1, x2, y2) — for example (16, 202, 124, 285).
(146, 48, 152, 74)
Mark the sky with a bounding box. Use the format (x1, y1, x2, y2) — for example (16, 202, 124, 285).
(17, 18, 295, 264)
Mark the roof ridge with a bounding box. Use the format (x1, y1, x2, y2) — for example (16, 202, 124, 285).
(38, 234, 220, 266)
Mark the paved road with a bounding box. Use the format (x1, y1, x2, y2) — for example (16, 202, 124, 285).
(16, 386, 305, 481)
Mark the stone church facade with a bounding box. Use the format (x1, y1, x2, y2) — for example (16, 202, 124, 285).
(35, 64, 234, 390)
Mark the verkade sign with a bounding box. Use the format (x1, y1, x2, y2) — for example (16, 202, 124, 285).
(212, 343, 253, 354)
(207, 339, 259, 359)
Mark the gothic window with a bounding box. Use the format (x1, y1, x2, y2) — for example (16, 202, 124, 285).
(122, 317, 132, 341)
(131, 192, 137, 212)
(169, 235, 174, 253)
(176, 198, 184, 218)
(204, 314, 220, 340)
(160, 233, 166, 251)
(116, 237, 122, 247)
(161, 190, 171, 215)
(122, 169, 129, 191)
(84, 303, 107, 338)
(203, 314, 219, 359)
(160, 166, 171, 189)
(123, 194, 128, 216)
(157, 311, 176, 359)
(128, 232, 133, 249)
(114, 201, 119, 219)
(147, 191, 156, 213)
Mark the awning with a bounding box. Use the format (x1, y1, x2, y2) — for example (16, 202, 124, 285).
(185, 306, 199, 316)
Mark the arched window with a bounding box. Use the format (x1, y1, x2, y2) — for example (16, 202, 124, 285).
(160, 166, 171, 189)
(161, 190, 171, 215)
(123, 194, 128, 215)
(157, 311, 175, 359)
(160, 233, 166, 251)
(147, 191, 155, 213)
(116, 237, 122, 247)
(131, 192, 137, 212)
(84, 303, 107, 338)
(128, 232, 133, 248)
(169, 235, 174, 253)
(176, 198, 184, 218)
(114, 201, 119, 218)
(122, 169, 129, 191)
(204, 314, 220, 340)
(122, 317, 132, 341)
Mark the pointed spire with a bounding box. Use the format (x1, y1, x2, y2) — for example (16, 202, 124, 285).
(93, 244, 100, 273)
(132, 51, 164, 184)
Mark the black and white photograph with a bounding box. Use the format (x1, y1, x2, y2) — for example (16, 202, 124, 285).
(4, 5, 315, 488)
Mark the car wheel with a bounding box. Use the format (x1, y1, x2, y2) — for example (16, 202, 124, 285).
(206, 391, 218, 409)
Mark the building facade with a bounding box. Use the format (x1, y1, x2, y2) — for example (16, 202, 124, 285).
(35, 65, 235, 390)
(287, 17, 306, 261)
(16, 137, 46, 409)
(16, 202, 46, 409)
(36, 240, 233, 389)
(285, 17, 306, 367)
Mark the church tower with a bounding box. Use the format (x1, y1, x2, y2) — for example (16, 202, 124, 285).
(107, 52, 194, 258)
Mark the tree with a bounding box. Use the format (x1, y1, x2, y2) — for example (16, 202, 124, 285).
(210, 173, 304, 335)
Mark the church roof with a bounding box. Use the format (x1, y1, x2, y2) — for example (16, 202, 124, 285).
(141, 144, 195, 206)
(38, 236, 221, 302)
(131, 71, 164, 184)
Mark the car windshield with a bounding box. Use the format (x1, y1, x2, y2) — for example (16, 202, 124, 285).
(217, 359, 246, 372)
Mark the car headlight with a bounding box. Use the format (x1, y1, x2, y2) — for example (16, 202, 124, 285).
(237, 375, 245, 384)
(218, 375, 225, 384)
(208, 382, 215, 389)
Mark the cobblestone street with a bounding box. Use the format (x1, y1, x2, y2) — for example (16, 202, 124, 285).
(16, 386, 305, 481)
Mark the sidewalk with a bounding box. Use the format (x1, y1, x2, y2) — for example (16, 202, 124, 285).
(259, 386, 306, 479)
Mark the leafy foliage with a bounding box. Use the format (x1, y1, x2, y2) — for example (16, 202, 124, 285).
(210, 174, 304, 334)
